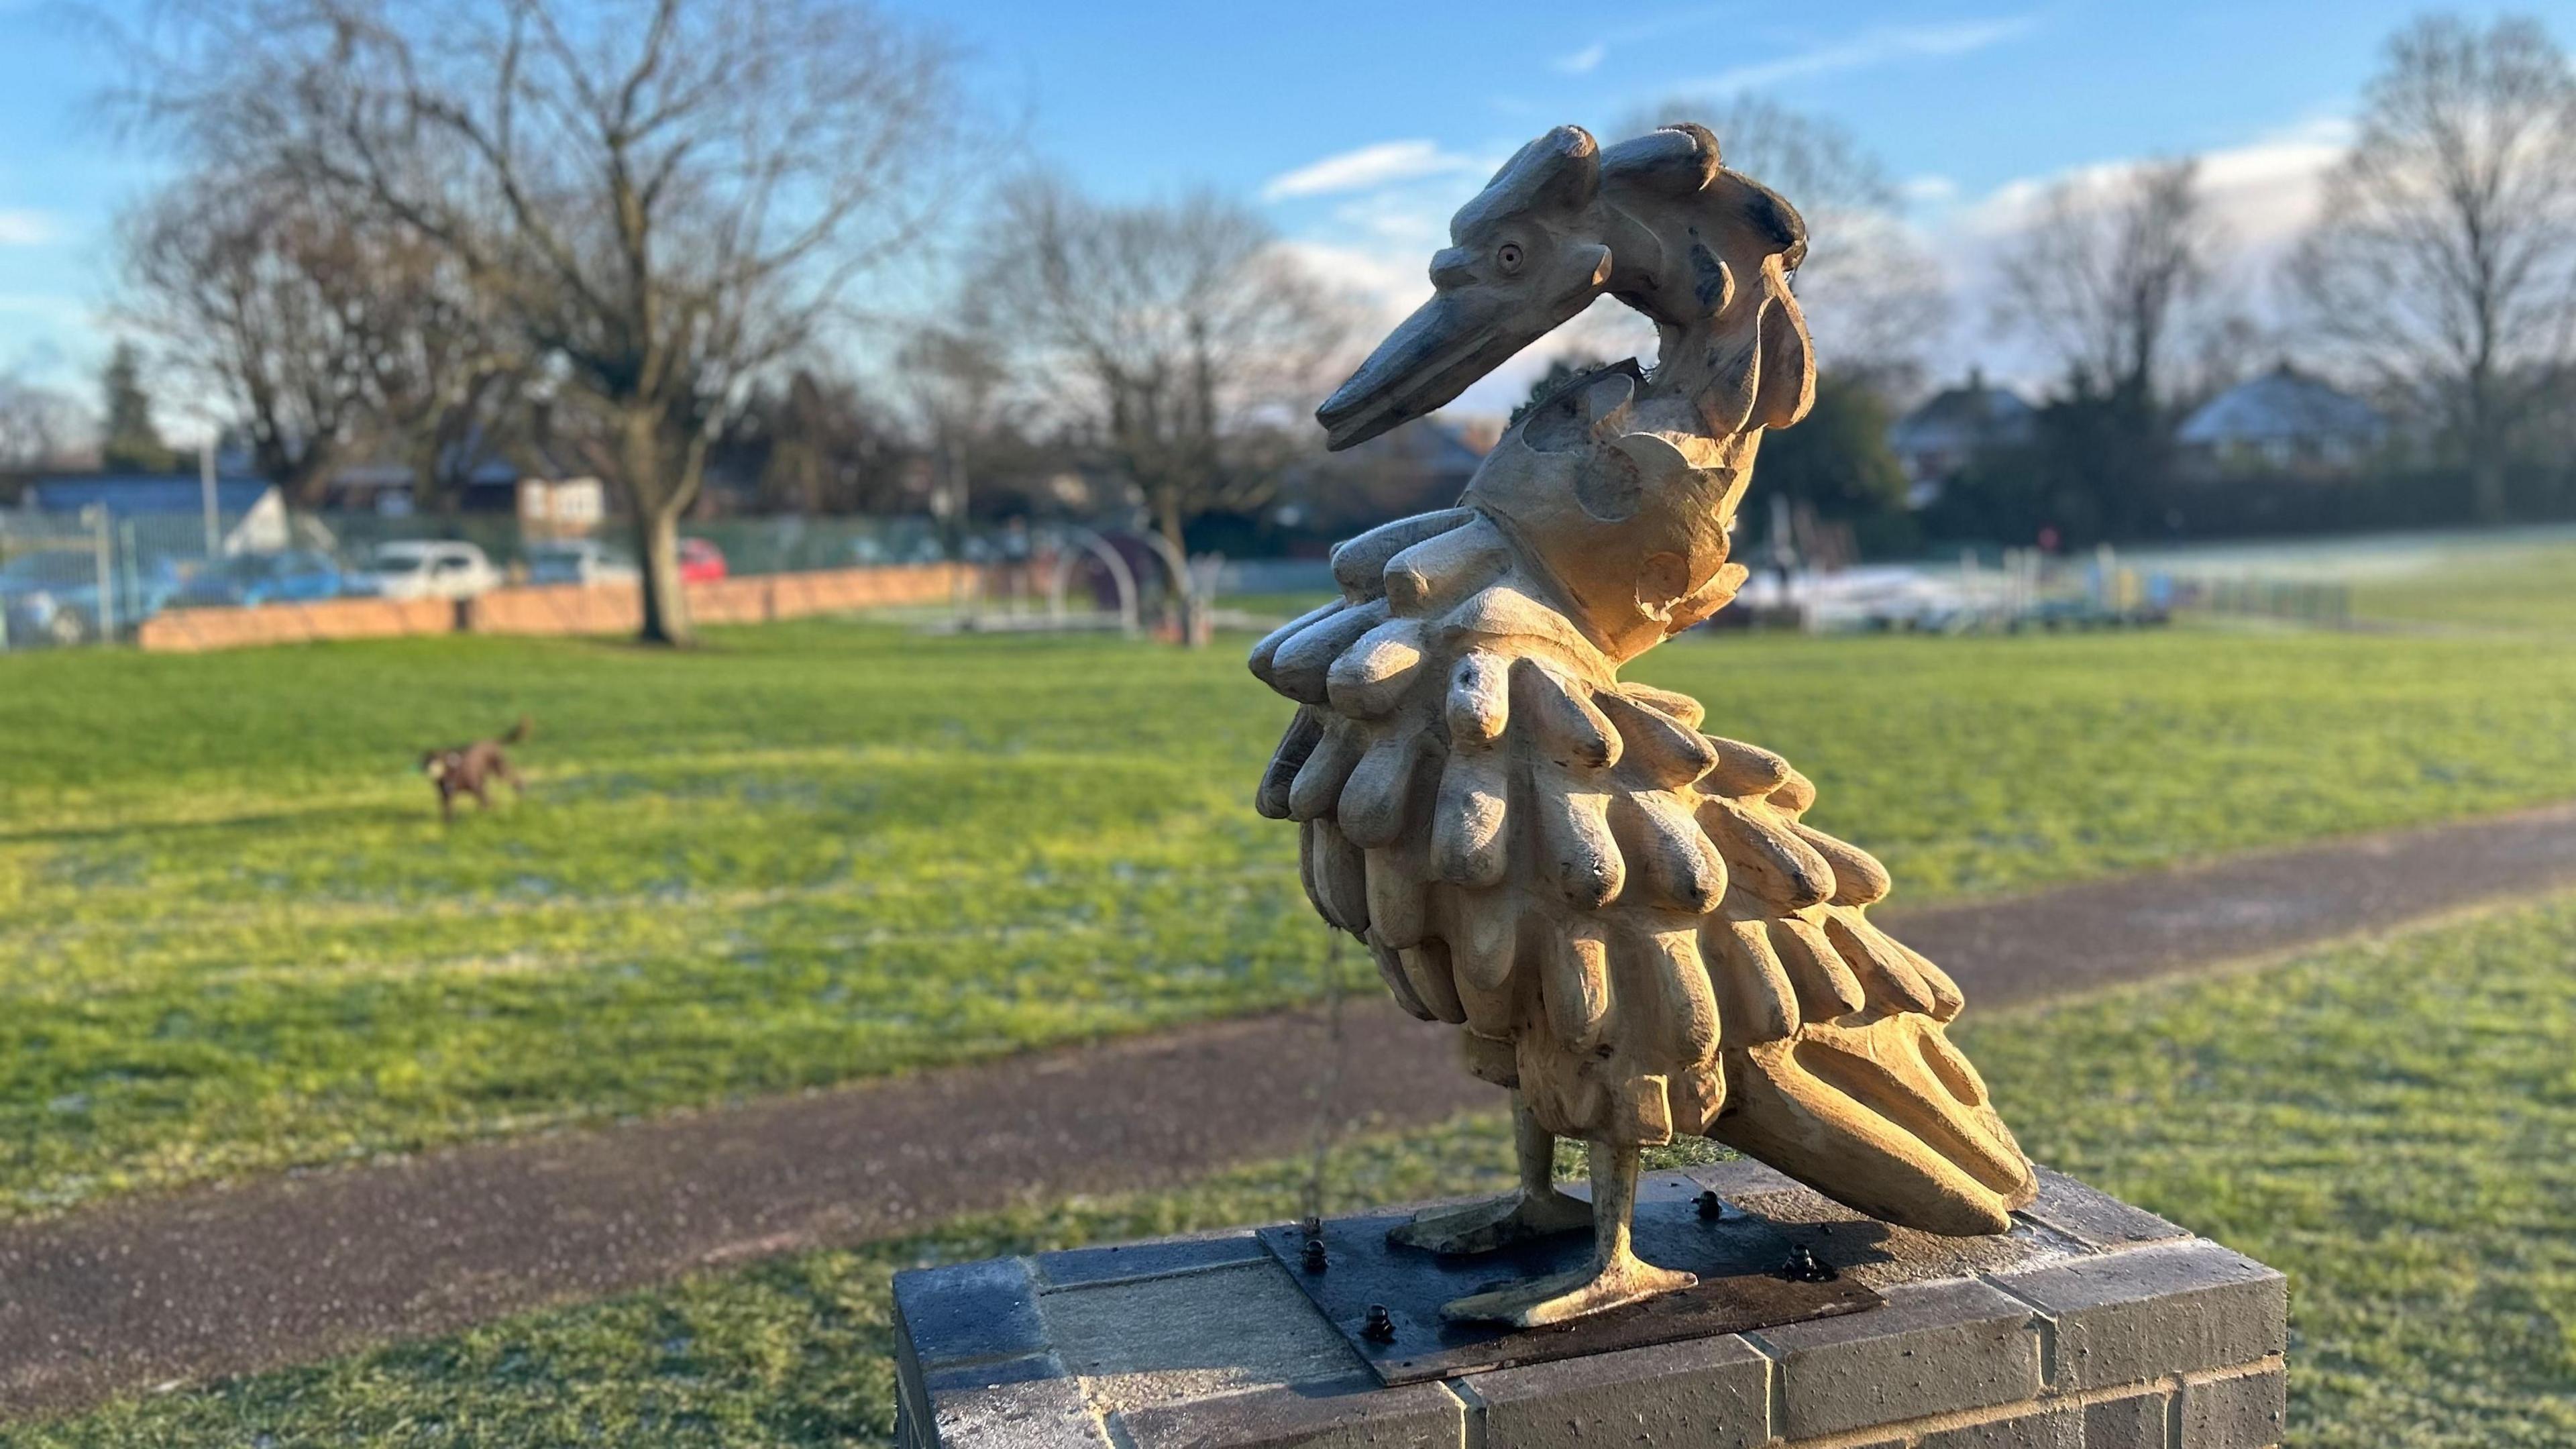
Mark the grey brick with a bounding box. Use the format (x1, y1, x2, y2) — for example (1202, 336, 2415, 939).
(2181, 1362, 2286, 1449)
(1038, 1232, 1265, 1287)
(1990, 1240, 2286, 1391)
(1466, 1332, 1770, 1449)
(933, 1373, 1112, 1449)
(898, 1257, 1049, 1368)
(1750, 1277, 2044, 1439)
(2013, 1170, 2188, 1253)
(1043, 1260, 1360, 1411)
(2080, 1386, 2172, 1449)
(1118, 1380, 1464, 1449)
(928, 1354, 1071, 1394)
(1916, 1401, 2082, 1448)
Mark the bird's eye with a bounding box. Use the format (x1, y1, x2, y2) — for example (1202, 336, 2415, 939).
(1497, 243, 1523, 274)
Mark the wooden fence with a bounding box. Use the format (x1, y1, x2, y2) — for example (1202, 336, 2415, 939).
(137, 563, 980, 653)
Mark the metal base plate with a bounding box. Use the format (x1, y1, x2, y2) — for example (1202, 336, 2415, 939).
(1256, 1171, 1880, 1385)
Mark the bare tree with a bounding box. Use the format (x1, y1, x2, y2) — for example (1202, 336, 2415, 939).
(366, 246, 523, 513)
(972, 178, 1358, 582)
(123, 170, 380, 502)
(1627, 96, 1949, 381)
(900, 322, 1014, 552)
(123, 152, 523, 510)
(131, 0, 968, 642)
(0, 372, 89, 471)
(1996, 157, 2214, 402)
(2289, 13, 2576, 522)
(742, 368, 905, 516)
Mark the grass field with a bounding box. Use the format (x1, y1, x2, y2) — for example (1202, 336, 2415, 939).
(18, 893, 2573, 1449)
(2135, 525, 2576, 637)
(6, 619, 2576, 1217)
(2347, 535, 2576, 635)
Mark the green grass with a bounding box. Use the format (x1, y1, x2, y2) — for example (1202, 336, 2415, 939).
(2344, 536, 2576, 635)
(17, 895, 2573, 1448)
(7, 619, 2576, 1217)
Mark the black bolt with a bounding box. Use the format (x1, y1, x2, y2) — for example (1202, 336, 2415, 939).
(1780, 1244, 1835, 1283)
(1301, 1238, 1329, 1273)
(1361, 1304, 1397, 1342)
(1695, 1189, 1725, 1220)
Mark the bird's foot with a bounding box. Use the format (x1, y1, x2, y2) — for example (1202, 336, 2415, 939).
(1387, 1187, 1591, 1256)
(1439, 1247, 1696, 1327)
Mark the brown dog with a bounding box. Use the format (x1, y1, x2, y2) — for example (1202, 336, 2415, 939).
(421, 717, 530, 822)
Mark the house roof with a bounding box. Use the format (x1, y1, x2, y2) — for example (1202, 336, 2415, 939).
(24, 475, 276, 518)
(1338, 417, 1488, 473)
(1888, 380, 2035, 453)
(2180, 366, 2382, 446)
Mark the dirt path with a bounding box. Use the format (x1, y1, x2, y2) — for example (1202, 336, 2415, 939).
(7, 800, 2576, 1418)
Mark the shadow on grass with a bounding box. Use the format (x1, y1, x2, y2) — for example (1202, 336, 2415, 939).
(0, 800, 430, 847)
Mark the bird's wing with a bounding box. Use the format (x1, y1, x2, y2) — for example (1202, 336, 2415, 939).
(1249, 505, 2032, 1230)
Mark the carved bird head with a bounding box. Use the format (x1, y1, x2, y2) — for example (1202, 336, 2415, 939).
(1317, 126, 1613, 450)
(1316, 123, 1817, 453)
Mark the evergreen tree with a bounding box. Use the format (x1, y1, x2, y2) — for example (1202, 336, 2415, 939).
(99, 341, 172, 472)
(1753, 372, 1911, 525)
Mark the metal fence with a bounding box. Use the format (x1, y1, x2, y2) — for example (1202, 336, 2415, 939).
(0, 508, 159, 649)
(0, 504, 1214, 652)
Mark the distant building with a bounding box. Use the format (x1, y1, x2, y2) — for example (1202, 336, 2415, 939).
(1281, 417, 1488, 545)
(315, 458, 529, 515)
(1887, 370, 2035, 501)
(21, 474, 288, 554)
(517, 476, 608, 537)
(2178, 364, 2384, 475)
(215, 420, 600, 517)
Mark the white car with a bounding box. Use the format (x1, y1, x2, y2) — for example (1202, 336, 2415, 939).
(525, 540, 641, 588)
(352, 541, 502, 600)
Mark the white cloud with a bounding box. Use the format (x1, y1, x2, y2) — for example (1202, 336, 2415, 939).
(1277, 239, 1427, 315)
(1955, 115, 2349, 251)
(1261, 141, 1479, 203)
(1900, 175, 1961, 205)
(2194, 116, 2351, 250)
(1682, 15, 2039, 94)
(0, 210, 58, 247)
(1922, 115, 2357, 389)
(1546, 6, 1740, 80)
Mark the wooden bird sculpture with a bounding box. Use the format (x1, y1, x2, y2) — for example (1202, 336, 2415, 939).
(1249, 123, 2037, 1328)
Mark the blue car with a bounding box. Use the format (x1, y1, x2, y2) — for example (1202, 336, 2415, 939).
(176, 549, 346, 608)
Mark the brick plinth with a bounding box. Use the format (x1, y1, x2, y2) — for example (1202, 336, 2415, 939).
(894, 1165, 2285, 1449)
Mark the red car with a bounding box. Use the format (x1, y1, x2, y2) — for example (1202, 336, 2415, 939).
(678, 538, 729, 583)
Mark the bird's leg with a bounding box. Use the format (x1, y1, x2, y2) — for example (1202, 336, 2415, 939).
(1439, 1140, 1697, 1326)
(1387, 1092, 1590, 1255)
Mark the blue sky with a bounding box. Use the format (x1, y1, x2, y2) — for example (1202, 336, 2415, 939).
(2, 0, 2569, 424)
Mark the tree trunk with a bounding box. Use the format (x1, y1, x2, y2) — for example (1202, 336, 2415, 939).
(2467, 400, 2508, 524)
(286, 447, 337, 511)
(634, 500, 690, 645)
(619, 409, 693, 646)
(409, 436, 445, 515)
(1153, 485, 1205, 648)
(2465, 360, 2509, 525)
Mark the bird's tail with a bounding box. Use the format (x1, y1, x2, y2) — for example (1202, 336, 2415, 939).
(501, 715, 532, 745)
